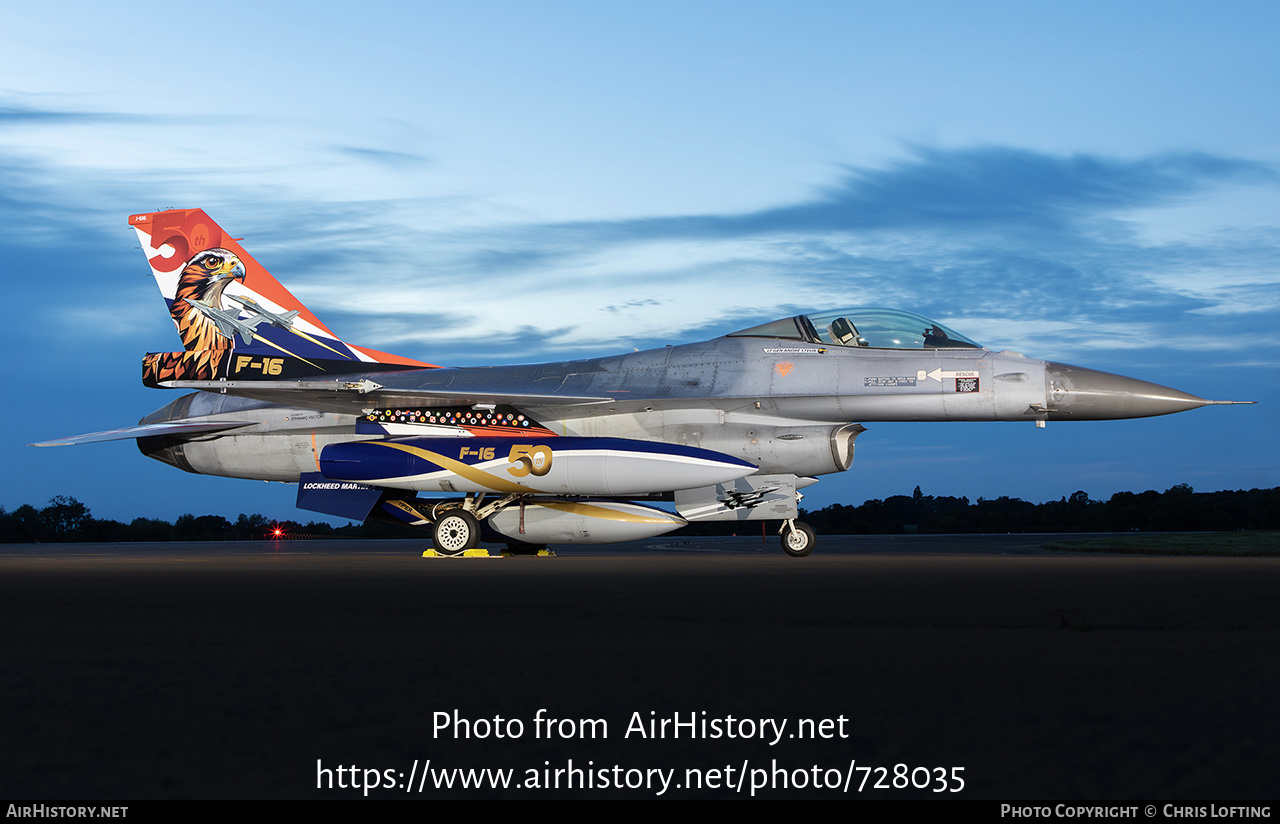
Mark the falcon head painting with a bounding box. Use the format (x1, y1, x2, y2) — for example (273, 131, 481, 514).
(171, 248, 246, 351)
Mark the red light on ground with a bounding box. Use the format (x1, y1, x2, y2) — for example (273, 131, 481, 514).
(273, 528, 283, 537)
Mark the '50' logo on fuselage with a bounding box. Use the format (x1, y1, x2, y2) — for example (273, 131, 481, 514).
(456, 444, 553, 477)
(507, 444, 553, 477)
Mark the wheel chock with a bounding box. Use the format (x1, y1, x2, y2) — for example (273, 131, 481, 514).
(421, 548, 497, 558)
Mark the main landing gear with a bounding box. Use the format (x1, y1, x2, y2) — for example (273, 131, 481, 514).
(428, 495, 495, 556)
(780, 519, 816, 557)
(432, 508, 479, 555)
(427, 493, 548, 557)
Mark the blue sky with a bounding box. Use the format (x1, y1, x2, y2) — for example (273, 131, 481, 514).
(3, 1, 1277, 524)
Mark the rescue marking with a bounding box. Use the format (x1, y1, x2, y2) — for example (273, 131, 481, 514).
(917, 369, 979, 382)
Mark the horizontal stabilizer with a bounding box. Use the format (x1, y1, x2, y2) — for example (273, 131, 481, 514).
(30, 420, 255, 447)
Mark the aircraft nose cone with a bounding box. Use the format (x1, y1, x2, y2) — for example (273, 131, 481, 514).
(1044, 362, 1212, 420)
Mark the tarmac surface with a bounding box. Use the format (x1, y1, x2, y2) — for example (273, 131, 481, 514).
(2, 534, 1277, 799)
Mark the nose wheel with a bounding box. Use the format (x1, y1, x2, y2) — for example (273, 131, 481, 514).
(780, 520, 815, 557)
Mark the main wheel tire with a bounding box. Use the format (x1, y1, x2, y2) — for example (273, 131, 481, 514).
(433, 510, 479, 555)
(781, 521, 816, 557)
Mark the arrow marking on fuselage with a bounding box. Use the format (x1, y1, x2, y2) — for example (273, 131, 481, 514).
(917, 369, 980, 382)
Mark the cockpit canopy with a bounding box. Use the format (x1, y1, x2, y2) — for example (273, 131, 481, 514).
(727, 307, 982, 350)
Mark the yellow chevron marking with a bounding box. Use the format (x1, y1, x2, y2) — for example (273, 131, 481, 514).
(247, 333, 323, 369)
(283, 326, 353, 359)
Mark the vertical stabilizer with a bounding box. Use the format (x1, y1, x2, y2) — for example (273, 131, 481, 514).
(130, 209, 432, 383)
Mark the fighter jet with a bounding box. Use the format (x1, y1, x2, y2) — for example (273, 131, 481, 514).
(31, 209, 1252, 556)
(184, 294, 300, 346)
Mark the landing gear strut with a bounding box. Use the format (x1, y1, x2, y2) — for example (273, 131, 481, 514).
(780, 519, 815, 557)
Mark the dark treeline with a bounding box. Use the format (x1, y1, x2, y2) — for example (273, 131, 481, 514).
(2, 485, 1278, 543)
(684, 484, 1280, 536)
(0, 495, 413, 543)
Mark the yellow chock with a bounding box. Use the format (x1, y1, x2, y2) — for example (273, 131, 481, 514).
(421, 548, 496, 558)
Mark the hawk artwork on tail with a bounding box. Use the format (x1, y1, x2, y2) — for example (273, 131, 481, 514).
(154, 248, 247, 381)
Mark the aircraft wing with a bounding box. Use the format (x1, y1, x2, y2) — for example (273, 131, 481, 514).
(159, 379, 614, 413)
(30, 420, 256, 447)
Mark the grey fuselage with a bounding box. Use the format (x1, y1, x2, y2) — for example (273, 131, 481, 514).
(139, 332, 1215, 485)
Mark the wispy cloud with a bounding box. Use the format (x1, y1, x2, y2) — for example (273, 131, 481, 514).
(0, 102, 149, 126)
(2, 119, 1277, 371)
(518, 147, 1278, 240)
(290, 146, 1280, 364)
(334, 146, 431, 167)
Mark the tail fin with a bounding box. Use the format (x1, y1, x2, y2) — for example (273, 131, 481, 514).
(130, 209, 432, 384)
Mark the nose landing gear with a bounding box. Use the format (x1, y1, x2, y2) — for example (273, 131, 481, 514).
(780, 519, 815, 557)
